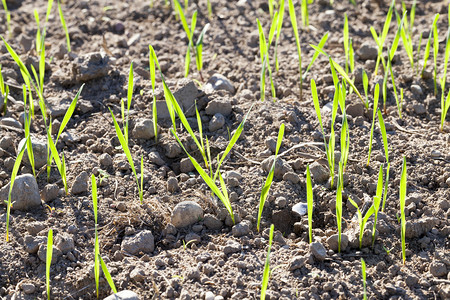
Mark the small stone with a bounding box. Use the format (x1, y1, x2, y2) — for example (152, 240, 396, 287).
(185, 232, 201, 244)
(121, 230, 155, 255)
(261, 156, 293, 179)
(205, 291, 215, 300)
(413, 103, 426, 115)
(358, 41, 378, 60)
(99, 153, 113, 167)
(26, 222, 45, 235)
(205, 74, 235, 94)
(38, 243, 62, 264)
(71, 171, 89, 195)
(0, 136, 14, 151)
(180, 158, 194, 173)
(1, 117, 22, 128)
(103, 290, 140, 300)
(310, 242, 327, 261)
(167, 177, 179, 193)
(309, 162, 329, 184)
(130, 268, 146, 283)
(223, 240, 242, 255)
(41, 184, 60, 202)
(0, 174, 41, 211)
(73, 52, 110, 82)
(232, 222, 250, 237)
(173, 79, 199, 117)
(292, 202, 307, 216)
(24, 235, 46, 254)
(326, 233, 349, 252)
(346, 102, 365, 118)
(288, 255, 307, 271)
(21, 282, 36, 294)
(203, 214, 223, 230)
(430, 150, 441, 158)
(205, 99, 232, 116)
(283, 172, 300, 183)
(164, 142, 182, 158)
(56, 234, 75, 254)
(430, 261, 447, 277)
(132, 119, 156, 139)
(209, 113, 226, 132)
(411, 84, 423, 95)
(18, 137, 48, 169)
(405, 274, 419, 287)
(171, 201, 204, 228)
(148, 151, 165, 166)
(276, 197, 287, 208)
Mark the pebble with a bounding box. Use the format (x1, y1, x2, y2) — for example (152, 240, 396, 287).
(205, 98, 232, 116)
(283, 172, 300, 184)
(0, 136, 14, 151)
(203, 214, 223, 230)
(205, 74, 235, 94)
(18, 137, 48, 169)
(430, 261, 447, 277)
(26, 221, 45, 235)
(171, 201, 204, 228)
(358, 41, 378, 60)
(167, 177, 179, 193)
(346, 102, 365, 118)
(326, 233, 349, 252)
(132, 119, 156, 139)
(180, 158, 194, 173)
(163, 142, 182, 158)
(37, 244, 61, 264)
(71, 171, 89, 195)
(121, 230, 155, 255)
(24, 235, 46, 254)
(261, 156, 293, 179)
(148, 151, 165, 166)
(411, 84, 423, 95)
(73, 52, 110, 82)
(56, 234, 75, 254)
(310, 242, 327, 261)
(185, 232, 201, 244)
(1, 117, 22, 129)
(103, 290, 139, 300)
(205, 291, 215, 300)
(232, 222, 250, 237)
(292, 202, 307, 216)
(21, 282, 36, 294)
(0, 174, 41, 211)
(223, 240, 242, 255)
(99, 153, 113, 167)
(209, 113, 226, 132)
(413, 103, 426, 115)
(130, 268, 146, 283)
(41, 184, 60, 202)
(288, 255, 307, 271)
(309, 162, 329, 184)
(275, 197, 287, 208)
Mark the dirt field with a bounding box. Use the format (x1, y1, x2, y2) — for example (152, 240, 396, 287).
(0, 0, 449, 299)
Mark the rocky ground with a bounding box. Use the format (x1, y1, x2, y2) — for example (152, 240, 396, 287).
(0, 0, 449, 299)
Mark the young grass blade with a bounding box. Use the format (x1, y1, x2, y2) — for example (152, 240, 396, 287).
(260, 224, 274, 300)
(377, 109, 389, 164)
(343, 13, 349, 74)
(372, 165, 384, 246)
(387, 57, 402, 119)
(23, 85, 36, 177)
(306, 164, 313, 243)
(336, 163, 343, 252)
(301, 0, 308, 28)
(362, 70, 369, 108)
(99, 256, 117, 294)
(149, 45, 158, 141)
(422, 14, 439, 78)
(381, 162, 390, 212)
(58, 0, 71, 52)
(56, 84, 84, 143)
(302, 32, 329, 80)
(274, 0, 285, 72)
(288, 0, 303, 99)
(195, 23, 210, 78)
(91, 174, 100, 298)
(432, 14, 439, 96)
(361, 258, 367, 300)
(46, 229, 53, 300)
(399, 156, 407, 264)
(257, 123, 285, 232)
(1, 0, 11, 37)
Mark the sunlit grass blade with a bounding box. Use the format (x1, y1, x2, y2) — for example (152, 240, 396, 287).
(149, 45, 159, 141)
(361, 258, 367, 300)
(372, 165, 384, 246)
(257, 123, 285, 232)
(302, 32, 329, 80)
(288, 0, 303, 99)
(422, 14, 439, 78)
(195, 23, 210, 80)
(58, 0, 71, 52)
(432, 14, 439, 96)
(260, 224, 274, 300)
(343, 13, 349, 74)
(1, 0, 11, 37)
(274, 0, 285, 72)
(381, 162, 390, 212)
(306, 164, 313, 243)
(336, 163, 343, 252)
(301, 0, 308, 28)
(399, 156, 407, 264)
(377, 109, 389, 164)
(99, 256, 117, 294)
(46, 229, 53, 300)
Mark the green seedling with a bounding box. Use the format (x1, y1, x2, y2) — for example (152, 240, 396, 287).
(362, 70, 369, 108)
(257, 15, 278, 101)
(288, 0, 303, 99)
(4, 142, 27, 242)
(260, 224, 274, 300)
(336, 162, 344, 252)
(421, 14, 439, 79)
(268, 0, 274, 19)
(441, 90, 450, 131)
(274, 0, 285, 72)
(1, 0, 11, 37)
(306, 164, 313, 243)
(399, 156, 407, 264)
(122, 62, 134, 145)
(301, 0, 309, 28)
(46, 229, 53, 300)
(0, 64, 9, 115)
(23, 86, 36, 177)
(302, 32, 329, 80)
(58, 0, 71, 52)
(361, 258, 367, 300)
(195, 22, 210, 81)
(348, 197, 375, 249)
(377, 109, 389, 164)
(207, 0, 212, 19)
(387, 52, 402, 119)
(257, 124, 285, 232)
(432, 13, 439, 96)
(372, 165, 384, 246)
(370, 0, 394, 76)
(381, 162, 390, 212)
(34, 0, 54, 54)
(440, 27, 450, 130)
(149, 46, 158, 141)
(397, 9, 414, 71)
(343, 13, 350, 75)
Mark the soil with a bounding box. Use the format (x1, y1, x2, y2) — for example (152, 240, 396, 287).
(0, 0, 449, 299)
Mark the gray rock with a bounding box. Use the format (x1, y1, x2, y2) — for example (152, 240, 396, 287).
(21, 282, 36, 294)
(103, 290, 140, 300)
(0, 117, 22, 129)
(148, 151, 165, 166)
(224, 171, 243, 181)
(411, 84, 423, 95)
(204, 291, 215, 300)
(46, 93, 75, 118)
(122, 230, 155, 255)
(232, 222, 250, 237)
(326, 233, 349, 252)
(185, 232, 201, 244)
(203, 214, 223, 230)
(346, 102, 365, 118)
(0, 135, 14, 151)
(173, 79, 199, 117)
(37, 243, 62, 264)
(130, 268, 146, 283)
(26, 221, 45, 235)
(99, 153, 113, 167)
(78, 100, 94, 114)
(0, 174, 41, 211)
(413, 103, 426, 115)
(163, 142, 182, 158)
(292, 202, 307, 216)
(132, 119, 156, 139)
(24, 235, 46, 254)
(71, 171, 89, 195)
(55, 234, 75, 254)
(205, 98, 232, 116)
(41, 184, 60, 202)
(74, 52, 110, 82)
(405, 217, 439, 238)
(310, 242, 327, 261)
(171, 201, 204, 228)
(283, 172, 300, 183)
(223, 240, 242, 255)
(180, 158, 194, 173)
(18, 137, 48, 169)
(204, 74, 235, 94)
(261, 156, 293, 179)
(309, 162, 329, 184)
(167, 177, 179, 193)
(209, 113, 225, 132)
(430, 261, 447, 277)
(288, 255, 307, 271)
(128, 33, 141, 46)
(358, 41, 378, 60)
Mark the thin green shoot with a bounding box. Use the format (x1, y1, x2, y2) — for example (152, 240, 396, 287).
(387, 54, 402, 119)
(440, 27, 450, 131)
(92, 174, 100, 298)
(306, 164, 313, 243)
(274, 0, 285, 73)
(23, 85, 36, 177)
(207, 0, 212, 19)
(362, 70, 369, 108)
(260, 224, 274, 300)
(0, 64, 10, 115)
(99, 256, 117, 294)
(257, 15, 278, 101)
(336, 162, 343, 252)
(372, 165, 384, 246)
(195, 22, 210, 81)
(399, 156, 407, 264)
(377, 109, 389, 164)
(288, 0, 303, 99)
(398, 10, 414, 71)
(302, 32, 329, 80)
(361, 258, 367, 300)
(343, 13, 350, 75)
(58, 0, 71, 52)
(381, 163, 390, 212)
(348, 197, 375, 249)
(268, 0, 274, 19)
(370, 0, 394, 76)
(149, 45, 158, 141)
(432, 13, 439, 96)
(257, 124, 285, 232)
(301, 0, 309, 28)
(46, 229, 53, 300)
(421, 14, 439, 78)
(1, 0, 11, 37)
(123, 62, 134, 145)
